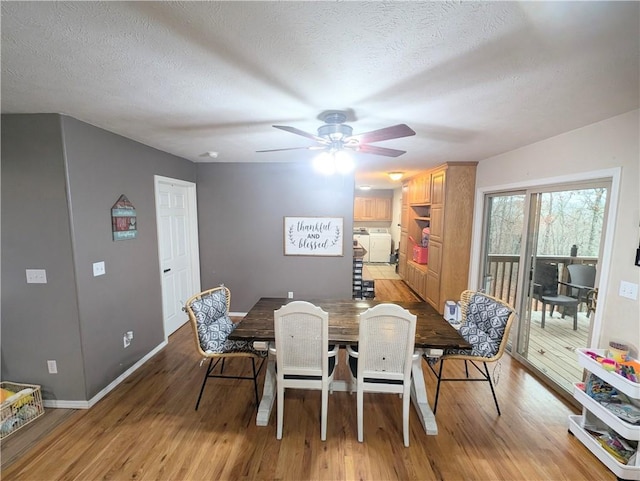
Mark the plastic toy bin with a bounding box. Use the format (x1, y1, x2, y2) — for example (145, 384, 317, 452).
(1, 381, 45, 438)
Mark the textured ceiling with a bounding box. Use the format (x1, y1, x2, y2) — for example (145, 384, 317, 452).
(2, 1, 638, 188)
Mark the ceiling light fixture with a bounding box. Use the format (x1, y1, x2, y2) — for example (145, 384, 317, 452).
(388, 172, 404, 181)
(312, 150, 354, 176)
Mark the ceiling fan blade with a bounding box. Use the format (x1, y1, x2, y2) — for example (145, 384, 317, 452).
(273, 125, 329, 144)
(256, 146, 325, 153)
(347, 124, 416, 144)
(355, 144, 407, 157)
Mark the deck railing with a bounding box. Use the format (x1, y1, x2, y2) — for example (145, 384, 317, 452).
(484, 255, 598, 309)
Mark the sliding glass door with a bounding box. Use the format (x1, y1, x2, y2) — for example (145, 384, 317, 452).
(479, 181, 610, 394)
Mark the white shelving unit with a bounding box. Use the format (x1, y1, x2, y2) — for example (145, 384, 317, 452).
(569, 348, 640, 480)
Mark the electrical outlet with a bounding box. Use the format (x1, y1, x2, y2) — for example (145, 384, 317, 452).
(26, 269, 47, 284)
(123, 335, 131, 348)
(47, 360, 58, 374)
(288, 291, 294, 299)
(619, 280, 639, 300)
(93, 261, 106, 277)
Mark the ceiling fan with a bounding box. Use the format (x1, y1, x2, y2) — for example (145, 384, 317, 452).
(257, 111, 416, 158)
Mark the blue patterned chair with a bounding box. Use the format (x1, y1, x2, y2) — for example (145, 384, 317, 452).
(184, 285, 266, 410)
(427, 290, 515, 415)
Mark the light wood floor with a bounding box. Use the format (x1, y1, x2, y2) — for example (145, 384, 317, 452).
(1, 281, 613, 481)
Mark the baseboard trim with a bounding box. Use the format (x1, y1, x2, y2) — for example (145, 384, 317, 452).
(42, 340, 168, 409)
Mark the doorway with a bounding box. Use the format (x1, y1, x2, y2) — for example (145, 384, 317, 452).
(478, 179, 611, 395)
(154, 176, 201, 338)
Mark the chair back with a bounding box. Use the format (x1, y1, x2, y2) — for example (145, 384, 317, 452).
(184, 285, 233, 357)
(273, 301, 329, 380)
(455, 290, 515, 361)
(566, 264, 596, 288)
(357, 303, 417, 385)
(534, 262, 560, 296)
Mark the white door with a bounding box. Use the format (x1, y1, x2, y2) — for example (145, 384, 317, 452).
(155, 176, 200, 337)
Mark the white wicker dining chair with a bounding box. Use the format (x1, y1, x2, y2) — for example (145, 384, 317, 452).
(346, 303, 418, 447)
(271, 301, 338, 441)
(184, 285, 266, 410)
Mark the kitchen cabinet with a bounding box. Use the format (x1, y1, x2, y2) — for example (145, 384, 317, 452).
(398, 183, 410, 279)
(399, 163, 477, 313)
(354, 196, 392, 221)
(409, 173, 431, 205)
(569, 348, 639, 480)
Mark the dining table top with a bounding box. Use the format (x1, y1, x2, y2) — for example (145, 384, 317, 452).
(229, 297, 471, 350)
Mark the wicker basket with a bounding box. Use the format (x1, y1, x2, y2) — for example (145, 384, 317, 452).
(0, 382, 45, 439)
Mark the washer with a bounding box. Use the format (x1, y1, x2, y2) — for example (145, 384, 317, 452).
(367, 228, 392, 263)
(353, 229, 370, 262)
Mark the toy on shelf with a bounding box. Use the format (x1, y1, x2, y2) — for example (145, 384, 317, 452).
(583, 350, 638, 383)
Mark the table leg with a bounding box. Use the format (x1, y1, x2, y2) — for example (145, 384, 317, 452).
(410, 349, 438, 435)
(256, 357, 276, 426)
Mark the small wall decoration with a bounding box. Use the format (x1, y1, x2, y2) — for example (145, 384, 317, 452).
(111, 195, 137, 241)
(284, 217, 343, 256)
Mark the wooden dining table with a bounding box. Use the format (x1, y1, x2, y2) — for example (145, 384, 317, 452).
(229, 297, 471, 435)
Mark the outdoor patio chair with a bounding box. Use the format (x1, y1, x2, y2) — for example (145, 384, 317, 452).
(533, 261, 580, 330)
(563, 264, 597, 315)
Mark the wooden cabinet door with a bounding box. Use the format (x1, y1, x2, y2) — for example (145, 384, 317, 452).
(398, 252, 407, 278)
(354, 197, 375, 220)
(431, 170, 445, 205)
(426, 271, 441, 313)
(401, 204, 409, 232)
(417, 269, 427, 300)
(430, 205, 444, 243)
(427, 241, 442, 276)
(422, 173, 431, 204)
(374, 198, 392, 221)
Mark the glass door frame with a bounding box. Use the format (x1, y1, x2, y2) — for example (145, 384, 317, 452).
(469, 168, 622, 396)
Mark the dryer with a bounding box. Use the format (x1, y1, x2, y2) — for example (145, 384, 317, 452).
(367, 228, 392, 263)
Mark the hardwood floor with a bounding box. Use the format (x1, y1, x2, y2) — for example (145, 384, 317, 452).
(1, 280, 614, 480)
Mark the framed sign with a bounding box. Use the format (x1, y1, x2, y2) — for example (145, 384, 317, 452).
(284, 217, 343, 256)
(111, 194, 137, 240)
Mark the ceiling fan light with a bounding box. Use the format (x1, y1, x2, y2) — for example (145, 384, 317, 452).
(334, 151, 354, 174)
(388, 172, 404, 181)
(313, 152, 335, 175)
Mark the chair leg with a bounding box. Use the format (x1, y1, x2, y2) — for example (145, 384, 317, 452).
(276, 383, 284, 440)
(357, 385, 364, 443)
(483, 362, 501, 416)
(433, 359, 445, 414)
(573, 306, 578, 330)
(402, 385, 410, 447)
(321, 385, 328, 441)
(195, 358, 214, 410)
(541, 302, 546, 328)
(464, 360, 469, 378)
(251, 358, 259, 406)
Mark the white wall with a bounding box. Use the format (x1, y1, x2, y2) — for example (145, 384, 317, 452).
(475, 110, 639, 354)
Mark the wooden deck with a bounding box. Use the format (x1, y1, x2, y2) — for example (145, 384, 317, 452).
(523, 309, 590, 392)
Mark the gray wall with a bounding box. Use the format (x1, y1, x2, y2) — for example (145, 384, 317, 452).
(1, 114, 197, 401)
(197, 162, 354, 311)
(2, 114, 86, 400)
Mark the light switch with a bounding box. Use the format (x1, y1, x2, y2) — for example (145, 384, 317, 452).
(619, 280, 638, 300)
(93, 261, 106, 277)
(26, 269, 47, 284)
